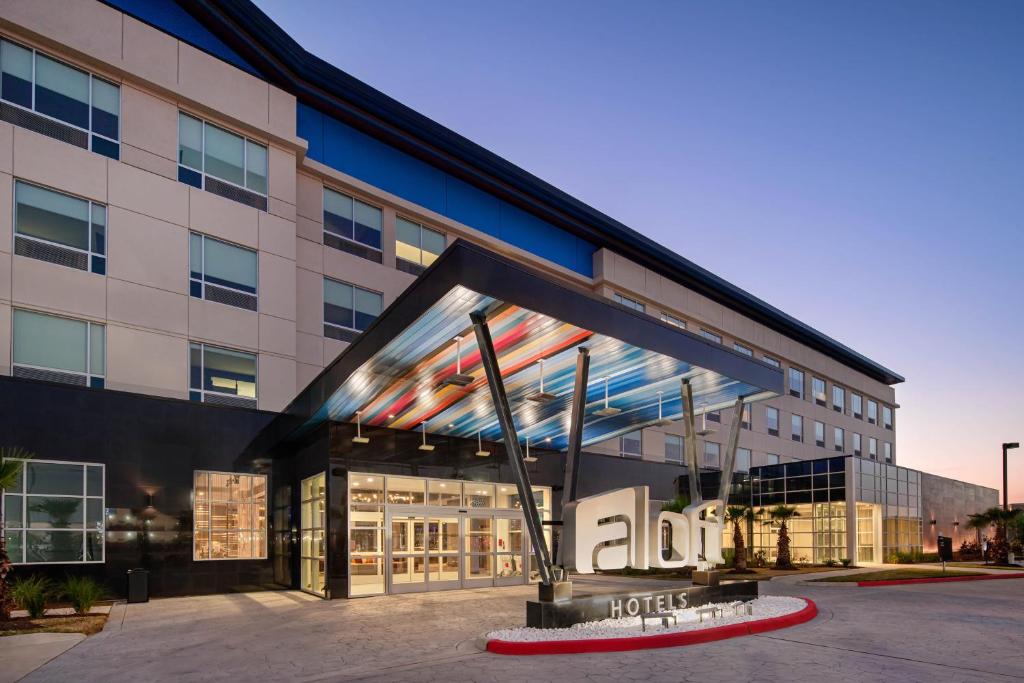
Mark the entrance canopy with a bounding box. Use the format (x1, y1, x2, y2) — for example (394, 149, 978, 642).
(279, 242, 783, 451)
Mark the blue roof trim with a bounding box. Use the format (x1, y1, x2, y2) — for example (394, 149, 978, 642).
(151, 0, 902, 386)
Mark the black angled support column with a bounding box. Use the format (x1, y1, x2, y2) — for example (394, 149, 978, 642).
(471, 312, 554, 585)
(681, 378, 702, 503)
(717, 396, 746, 506)
(556, 346, 590, 567)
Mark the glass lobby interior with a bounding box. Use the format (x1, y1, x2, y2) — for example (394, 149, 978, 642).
(347, 473, 552, 597)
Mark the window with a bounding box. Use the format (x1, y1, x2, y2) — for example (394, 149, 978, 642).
(867, 400, 878, 425)
(189, 233, 258, 311)
(868, 437, 878, 460)
(851, 393, 863, 419)
(853, 432, 862, 457)
(14, 181, 106, 274)
(12, 309, 104, 388)
(323, 188, 382, 262)
(789, 368, 805, 398)
(791, 414, 803, 442)
(741, 404, 752, 429)
(882, 405, 893, 430)
(613, 293, 645, 312)
(2, 459, 104, 564)
(832, 385, 845, 413)
(0, 39, 119, 159)
(735, 448, 751, 472)
(701, 329, 722, 344)
(661, 312, 685, 329)
(766, 406, 779, 436)
(664, 434, 683, 464)
(763, 356, 781, 368)
(189, 343, 257, 407)
(733, 343, 753, 357)
(884, 442, 893, 462)
(193, 471, 267, 560)
(766, 454, 781, 465)
(323, 278, 382, 342)
(396, 217, 445, 274)
(812, 377, 826, 406)
(814, 421, 825, 447)
(178, 113, 267, 209)
(706, 410, 721, 423)
(619, 430, 642, 458)
(834, 427, 844, 452)
(703, 441, 720, 468)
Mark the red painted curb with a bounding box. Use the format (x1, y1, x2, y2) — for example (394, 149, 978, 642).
(485, 598, 818, 656)
(857, 572, 1024, 587)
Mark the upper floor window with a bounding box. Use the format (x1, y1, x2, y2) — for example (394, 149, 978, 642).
(664, 434, 683, 464)
(741, 404, 752, 429)
(1, 459, 104, 564)
(14, 180, 105, 274)
(789, 368, 805, 399)
(396, 217, 444, 275)
(814, 420, 825, 447)
(613, 293, 645, 312)
(701, 329, 722, 344)
(882, 405, 893, 430)
(791, 414, 803, 442)
(12, 308, 104, 388)
(178, 113, 267, 210)
(765, 406, 780, 436)
(883, 442, 893, 462)
(735, 447, 751, 473)
(766, 453, 781, 465)
(703, 441, 721, 468)
(189, 233, 257, 311)
(734, 343, 753, 357)
(832, 385, 845, 413)
(868, 437, 878, 460)
(189, 342, 257, 407)
(852, 432, 862, 457)
(323, 278, 382, 342)
(867, 400, 878, 425)
(619, 430, 642, 458)
(812, 377, 826, 406)
(193, 471, 267, 560)
(661, 313, 685, 329)
(834, 427, 844, 452)
(851, 393, 863, 419)
(323, 188, 382, 263)
(763, 356, 781, 368)
(0, 39, 119, 159)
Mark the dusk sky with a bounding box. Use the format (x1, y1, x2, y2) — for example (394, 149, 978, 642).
(255, 0, 1024, 501)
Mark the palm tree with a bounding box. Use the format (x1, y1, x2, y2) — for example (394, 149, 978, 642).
(660, 494, 691, 514)
(968, 507, 1024, 565)
(1, 448, 32, 620)
(725, 505, 754, 571)
(766, 505, 801, 570)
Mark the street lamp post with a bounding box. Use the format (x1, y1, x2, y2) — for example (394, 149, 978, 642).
(1003, 442, 1020, 511)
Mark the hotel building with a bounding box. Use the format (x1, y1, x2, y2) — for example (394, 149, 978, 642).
(0, 0, 997, 598)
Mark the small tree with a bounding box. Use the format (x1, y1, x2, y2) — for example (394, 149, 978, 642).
(660, 494, 691, 514)
(1, 448, 32, 620)
(766, 505, 801, 570)
(968, 508, 1023, 565)
(726, 505, 754, 571)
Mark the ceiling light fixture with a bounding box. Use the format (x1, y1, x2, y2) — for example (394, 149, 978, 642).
(527, 358, 556, 403)
(524, 436, 537, 463)
(655, 390, 672, 426)
(418, 422, 435, 451)
(475, 431, 490, 457)
(443, 336, 474, 387)
(696, 401, 714, 437)
(594, 377, 621, 416)
(353, 410, 369, 444)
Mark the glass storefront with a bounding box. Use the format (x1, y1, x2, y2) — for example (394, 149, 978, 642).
(348, 473, 550, 597)
(853, 458, 922, 559)
(300, 473, 326, 596)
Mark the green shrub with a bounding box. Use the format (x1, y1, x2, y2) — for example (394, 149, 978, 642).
(840, 558, 852, 567)
(11, 575, 52, 618)
(62, 575, 105, 615)
(722, 548, 736, 568)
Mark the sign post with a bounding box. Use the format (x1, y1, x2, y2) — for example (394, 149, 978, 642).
(937, 535, 953, 574)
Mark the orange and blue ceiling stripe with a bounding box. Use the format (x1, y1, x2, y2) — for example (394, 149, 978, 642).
(308, 285, 774, 450)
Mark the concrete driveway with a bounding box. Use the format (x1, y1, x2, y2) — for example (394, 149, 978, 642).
(23, 574, 1024, 682)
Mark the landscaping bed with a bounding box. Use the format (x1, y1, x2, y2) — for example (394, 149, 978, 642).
(0, 612, 108, 637)
(812, 569, 983, 583)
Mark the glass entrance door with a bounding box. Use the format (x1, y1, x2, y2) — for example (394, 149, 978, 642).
(389, 513, 426, 593)
(427, 516, 460, 590)
(299, 473, 326, 597)
(463, 513, 494, 588)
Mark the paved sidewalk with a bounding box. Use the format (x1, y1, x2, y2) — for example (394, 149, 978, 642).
(0, 632, 84, 683)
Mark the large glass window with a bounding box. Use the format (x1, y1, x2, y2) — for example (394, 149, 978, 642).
(814, 421, 825, 447)
(789, 368, 804, 398)
(834, 427, 845, 452)
(884, 442, 893, 462)
(189, 233, 258, 311)
(791, 414, 804, 442)
(766, 406, 780, 436)
(869, 437, 878, 460)
(323, 278, 382, 340)
(300, 472, 327, 595)
(703, 441, 721, 468)
(832, 385, 845, 413)
(613, 293, 645, 312)
(189, 342, 257, 405)
(763, 356, 781, 368)
(661, 313, 685, 328)
(396, 217, 444, 273)
(664, 434, 683, 464)
(734, 343, 753, 357)
(882, 405, 893, 430)
(14, 181, 106, 274)
(851, 393, 863, 419)
(735, 447, 751, 472)
(2, 459, 104, 564)
(812, 377, 826, 406)
(619, 430, 642, 458)
(0, 39, 119, 159)
(323, 188, 382, 259)
(741, 404, 752, 430)
(177, 113, 267, 197)
(193, 471, 267, 560)
(12, 309, 104, 388)
(701, 329, 722, 344)
(867, 399, 878, 425)
(853, 432, 862, 457)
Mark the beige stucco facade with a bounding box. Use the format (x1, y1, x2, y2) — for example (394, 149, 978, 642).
(0, 0, 899, 470)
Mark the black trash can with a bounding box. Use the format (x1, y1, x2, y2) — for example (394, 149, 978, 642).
(126, 569, 149, 603)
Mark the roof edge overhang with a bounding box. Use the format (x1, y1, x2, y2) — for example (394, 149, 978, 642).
(176, 0, 903, 387)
